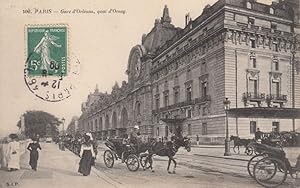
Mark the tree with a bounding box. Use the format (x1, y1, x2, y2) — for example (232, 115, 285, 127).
(16, 111, 61, 138)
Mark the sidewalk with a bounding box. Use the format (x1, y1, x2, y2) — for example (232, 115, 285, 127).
(0, 143, 120, 188)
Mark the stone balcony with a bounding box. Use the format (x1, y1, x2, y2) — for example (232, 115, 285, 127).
(266, 94, 288, 107)
(243, 92, 265, 101)
(152, 95, 211, 114)
(243, 92, 265, 107)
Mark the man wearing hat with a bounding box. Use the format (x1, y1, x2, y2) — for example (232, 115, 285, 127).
(129, 125, 141, 153)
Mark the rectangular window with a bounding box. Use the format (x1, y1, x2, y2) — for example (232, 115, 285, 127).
(186, 86, 192, 102)
(273, 61, 279, 71)
(164, 93, 169, 107)
(248, 18, 255, 25)
(272, 122, 279, 133)
(156, 127, 159, 136)
(174, 89, 179, 104)
(188, 124, 192, 135)
(273, 43, 278, 52)
(202, 123, 207, 135)
(201, 61, 207, 73)
(272, 81, 280, 97)
(249, 79, 258, 96)
(250, 39, 256, 48)
(155, 96, 160, 110)
(250, 121, 257, 134)
(201, 82, 207, 97)
(251, 58, 256, 68)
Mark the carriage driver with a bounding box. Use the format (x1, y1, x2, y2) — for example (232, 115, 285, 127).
(129, 125, 141, 153)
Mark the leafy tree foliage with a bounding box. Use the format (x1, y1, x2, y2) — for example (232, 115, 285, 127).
(17, 111, 61, 138)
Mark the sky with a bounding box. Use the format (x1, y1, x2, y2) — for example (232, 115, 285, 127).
(0, 0, 272, 137)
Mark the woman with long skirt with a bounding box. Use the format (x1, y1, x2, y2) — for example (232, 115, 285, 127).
(7, 134, 20, 171)
(78, 134, 95, 176)
(27, 138, 42, 171)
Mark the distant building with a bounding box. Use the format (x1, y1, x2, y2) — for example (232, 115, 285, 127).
(78, 0, 300, 143)
(66, 116, 79, 137)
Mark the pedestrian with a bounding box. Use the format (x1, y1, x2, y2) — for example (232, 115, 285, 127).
(7, 134, 20, 171)
(129, 125, 141, 153)
(0, 137, 9, 169)
(255, 128, 263, 142)
(27, 137, 42, 171)
(85, 132, 97, 166)
(78, 134, 95, 176)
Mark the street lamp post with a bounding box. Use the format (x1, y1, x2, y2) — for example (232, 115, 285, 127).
(224, 98, 231, 156)
(61, 117, 65, 151)
(291, 34, 299, 131)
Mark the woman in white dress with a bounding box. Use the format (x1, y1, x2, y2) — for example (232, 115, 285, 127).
(7, 134, 20, 171)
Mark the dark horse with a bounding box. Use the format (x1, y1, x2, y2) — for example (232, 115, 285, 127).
(142, 136, 191, 174)
(230, 135, 252, 154)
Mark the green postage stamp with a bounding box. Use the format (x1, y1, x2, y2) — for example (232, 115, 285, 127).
(24, 24, 80, 102)
(27, 26, 67, 76)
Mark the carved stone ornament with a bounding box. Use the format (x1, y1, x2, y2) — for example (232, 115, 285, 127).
(247, 69, 260, 79)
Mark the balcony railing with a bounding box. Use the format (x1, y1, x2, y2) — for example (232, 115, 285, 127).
(195, 95, 211, 104)
(266, 94, 287, 102)
(152, 95, 211, 113)
(243, 92, 265, 101)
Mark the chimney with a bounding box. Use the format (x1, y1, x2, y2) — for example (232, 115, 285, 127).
(185, 13, 190, 27)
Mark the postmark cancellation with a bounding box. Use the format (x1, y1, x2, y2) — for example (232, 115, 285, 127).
(24, 24, 80, 102)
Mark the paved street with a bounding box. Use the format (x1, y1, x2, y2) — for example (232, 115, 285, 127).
(0, 143, 117, 188)
(95, 143, 300, 188)
(0, 143, 299, 188)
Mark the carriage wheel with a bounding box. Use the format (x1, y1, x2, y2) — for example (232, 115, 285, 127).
(126, 154, 140, 172)
(103, 150, 114, 168)
(247, 154, 265, 178)
(253, 157, 287, 188)
(140, 155, 151, 169)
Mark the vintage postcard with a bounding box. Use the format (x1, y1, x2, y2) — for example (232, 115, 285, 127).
(0, 0, 300, 188)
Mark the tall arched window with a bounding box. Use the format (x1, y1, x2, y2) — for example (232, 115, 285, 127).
(112, 112, 117, 129)
(95, 119, 98, 131)
(99, 117, 103, 130)
(135, 101, 141, 120)
(105, 115, 109, 130)
(121, 108, 128, 128)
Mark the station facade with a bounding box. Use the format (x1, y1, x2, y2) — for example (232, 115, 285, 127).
(78, 0, 300, 143)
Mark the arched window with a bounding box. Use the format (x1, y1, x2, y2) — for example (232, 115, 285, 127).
(121, 108, 128, 128)
(99, 117, 103, 130)
(95, 119, 98, 130)
(246, 2, 252, 9)
(270, 7, 274, 14)
(112, 112, 117, 129)
(105, 115, 109, 130)
(135, 101, 141, 119)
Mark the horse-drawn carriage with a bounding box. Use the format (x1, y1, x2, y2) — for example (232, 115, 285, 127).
(103, 138, 149, 172)
(246, 143, 300, 187)
(103, 136, 192, 173)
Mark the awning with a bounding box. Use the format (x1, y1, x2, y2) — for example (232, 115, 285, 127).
(227, 107, 300, 119)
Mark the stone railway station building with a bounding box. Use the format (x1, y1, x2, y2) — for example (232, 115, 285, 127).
(78, 0, 300, 143)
